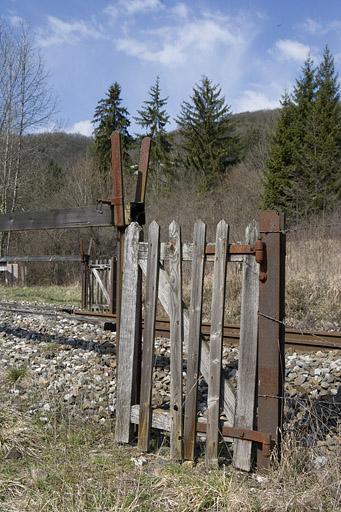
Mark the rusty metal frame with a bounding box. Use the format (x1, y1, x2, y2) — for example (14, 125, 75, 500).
(257, 211, 285, 469)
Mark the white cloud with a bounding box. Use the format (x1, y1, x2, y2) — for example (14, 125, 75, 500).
(301, 18, 323, 34)
(116, 16, 244, 66)
(67, 120, 93, 137)
(37, 16, 103, 47)
(301, 17, 341, 35)
(235, 90, 279, 112)
(104, 0, 163, 18)
(274, 39, 310, 62)
(172, 3, 189, 18)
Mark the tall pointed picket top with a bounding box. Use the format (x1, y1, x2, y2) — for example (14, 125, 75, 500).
(169, 219, 180, 238)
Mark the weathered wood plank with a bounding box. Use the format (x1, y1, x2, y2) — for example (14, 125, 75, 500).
(138, 221, 160, 452)
(183, 221, 206, 461)
(0, 205, 113, 232)
(131, 405, 233, 443)
(206, 220, 229, 467)
(115, 223, 142, 443)
(233, 221, 259, 471)
(0, 255, 82, 262)
(168, 221, 183, 460)
(92, 268, 110, 303)
(138, 242, 243, 263)
(138, 260, 236, 426)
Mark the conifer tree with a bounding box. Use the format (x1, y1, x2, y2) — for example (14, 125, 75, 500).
(263, 49, 341, 221)
(134, 76, 172, 188)
(262, 93, 297, 214)
(176, 76, 240, 191)
(92, 82, 131, 172)
(300, 47, 341, 213)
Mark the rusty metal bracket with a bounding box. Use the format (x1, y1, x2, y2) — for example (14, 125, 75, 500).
(196, 421, 273, 457)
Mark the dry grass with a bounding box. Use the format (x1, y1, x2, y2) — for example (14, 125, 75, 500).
(0, 406, 339, 511)
(0, 369, 339, 512)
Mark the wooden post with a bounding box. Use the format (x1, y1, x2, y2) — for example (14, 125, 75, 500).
(109, 256, 117, 314)
(257, 211, 285, 469)
(115, 222, 142, 443)
(233, 221, 259, 471)
(138, 221, 160, 452)
(81, 254, 90, 310)
(206, 220, 229, 467)
(183, 220, 206, 461)
(169, 221, 183, 460)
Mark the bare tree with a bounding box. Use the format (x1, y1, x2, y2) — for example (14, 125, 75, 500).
(0, 19, 56, 255)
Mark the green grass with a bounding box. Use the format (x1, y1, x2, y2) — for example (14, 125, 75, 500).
(0, 398, 339, 512)
(0, 284, 81, 306)
(6, 365, 28, 383)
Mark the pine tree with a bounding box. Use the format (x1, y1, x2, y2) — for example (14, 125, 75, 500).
(300, 47, 341, 213)
(134, 76, 172, 188)
(262, 93, 297, 214)
(176, 76, 240, 192)
(262, 57, 318, 219)
(92, 82, 131, 172)
(263, 50, 341, 221)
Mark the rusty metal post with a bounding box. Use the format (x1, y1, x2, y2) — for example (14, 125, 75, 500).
(257, 211, 285, 470)
(111, 131, 126, 352)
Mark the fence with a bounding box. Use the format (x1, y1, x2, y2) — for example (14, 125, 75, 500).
(115, 211, 286, 471)
(81, 257, 115, 312)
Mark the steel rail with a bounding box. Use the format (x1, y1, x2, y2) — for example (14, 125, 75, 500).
(0, 302, 339, 352)
(71, 309, 341, 352)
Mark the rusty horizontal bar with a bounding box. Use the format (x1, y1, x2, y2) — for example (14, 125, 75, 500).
(205, 243, 256, 256)
(196, 421, 272, 456)
(130, 405, 272, 456)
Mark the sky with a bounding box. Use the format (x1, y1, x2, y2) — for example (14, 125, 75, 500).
(2, 0, 341, 136)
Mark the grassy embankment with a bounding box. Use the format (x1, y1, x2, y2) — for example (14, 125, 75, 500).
(0, 388, 339, 512)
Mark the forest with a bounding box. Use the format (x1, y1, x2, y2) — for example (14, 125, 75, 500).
(0, 19, 340, 283)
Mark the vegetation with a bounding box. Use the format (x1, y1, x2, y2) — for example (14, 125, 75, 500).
(0, 285, 80, 305)
(176, 76, 240, 192)
(263, 47, 341, 221)
(92, 81, 131, 172)
(0, 393, 339, 511)
(135, 76, 173, 189)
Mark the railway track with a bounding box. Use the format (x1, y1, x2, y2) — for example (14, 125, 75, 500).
(70, 310, 341, 352)
(0, 302, 340, 352)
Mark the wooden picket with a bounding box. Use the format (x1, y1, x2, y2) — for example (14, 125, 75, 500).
(183, 221, 206, 460)
(233, 221, 259, 471)
(115, 223, 142, 443)
(138, 222, 160, 451)
(115, 215, 285, 471)
(169, 221, 183, 460)
(206, 220, 229, 466)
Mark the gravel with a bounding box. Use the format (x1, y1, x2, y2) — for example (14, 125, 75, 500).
(0, 304, 339, 453)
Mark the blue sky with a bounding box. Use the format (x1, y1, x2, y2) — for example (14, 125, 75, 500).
(2, 0, 341, 135)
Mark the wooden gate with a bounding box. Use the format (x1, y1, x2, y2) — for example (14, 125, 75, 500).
(81, 257, 114, 312)
(115, 212, 285, 471)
